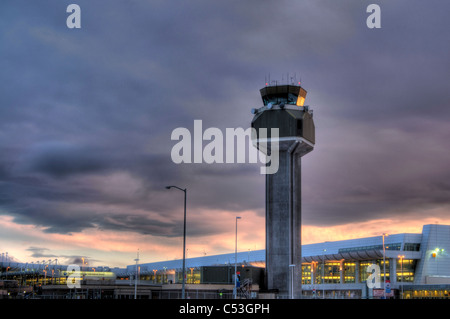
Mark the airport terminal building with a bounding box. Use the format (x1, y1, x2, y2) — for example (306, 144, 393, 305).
(128, 224, 450, 299)
(1, 224, 449, 299)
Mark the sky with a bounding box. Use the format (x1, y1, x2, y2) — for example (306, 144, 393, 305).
(1, 0, 449, 268)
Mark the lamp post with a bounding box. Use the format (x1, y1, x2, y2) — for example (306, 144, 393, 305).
(289, 264, 295, 299)
(166, 185, 187, 299)
(382, 233, 388, 299)
(398, 255, 404, 299)
(134, 249, 139, 300)
(190, 268, 195, 284)
(234, 216, 241, 299)
(322, 249, 326, 299)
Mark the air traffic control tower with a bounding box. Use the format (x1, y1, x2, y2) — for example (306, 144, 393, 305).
(251, 83, 315, 298)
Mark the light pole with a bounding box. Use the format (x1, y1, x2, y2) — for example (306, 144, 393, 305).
(234, 216, 241, 299)
(166, 185, 187, 299)
(322, 249, 326, 299)
(289, 264, 295, 299)
(398, 255, 404, 299)
(134, 249, 139, 299)
(190, 268, 195, 284)
(382, 233, 388, 299)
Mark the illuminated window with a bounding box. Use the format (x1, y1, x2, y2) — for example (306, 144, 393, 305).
(376, 259, 390, 281)
(359, 261, 372, 283)
(301, 264, 312, 285)
(344, 262, 355, 283)
(296, 96, 305, 107)
(396, 259, 416, 282)
(316, 262, 341, 284)
(404, 243, 420, 251)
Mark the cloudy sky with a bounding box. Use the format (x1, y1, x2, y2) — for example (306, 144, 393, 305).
(1, 0, 449, 267)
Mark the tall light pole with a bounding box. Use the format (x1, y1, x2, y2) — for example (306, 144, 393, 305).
(289, 264, 295, 299)
(322, 249, 326, 299)
(134, 249, 139, 300)
(234, 216, 241, 299)
(398, 255, 404, 299)
(166, 185, 187, 299)
(382, 233, 388, 299)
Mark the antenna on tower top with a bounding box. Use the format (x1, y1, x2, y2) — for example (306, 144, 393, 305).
(290, 73, 296, 85)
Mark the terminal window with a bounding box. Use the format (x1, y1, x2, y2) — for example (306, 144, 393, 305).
(344, 262, 356, 283)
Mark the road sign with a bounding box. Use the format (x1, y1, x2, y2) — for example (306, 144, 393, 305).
(385, 280, 391, 293)
(374, 289, 394, 297)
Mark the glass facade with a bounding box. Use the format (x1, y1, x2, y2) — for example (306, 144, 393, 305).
(301, 264, 312, 285)
(339, 243, 401, 253)
(262, 93, 300, 106)
(187, 268, 201, 284)
(306, 259, 397, 285)
(343, 262, 356, 283)
(324, 262, 341, 284)
(314, 264, 322, 285)
(176, 268, 200, 284)
(359, 261, 372, 283)
(301, 258, 417, 286)
(404, 288, 450, 299)
(404, 243, 420, 251)
(260, 85, 307, 107)
(315, 262, 341, 284)
(376, 259, 390, 282)
(396, 259, 416, 282)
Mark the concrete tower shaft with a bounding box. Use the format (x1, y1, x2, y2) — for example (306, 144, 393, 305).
(251, 84, 315, 298)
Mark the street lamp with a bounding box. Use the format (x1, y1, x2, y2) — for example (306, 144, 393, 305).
(190, 268, 195, 284)
(398, 255, 405, 299)
(322, 248, 326, 299)
(134, 249, 139, 300)
(382, 233, 388, 299)
(289, 264, 295, 299)
(166, 185, 187, 299)
(234, 216, 241, 299)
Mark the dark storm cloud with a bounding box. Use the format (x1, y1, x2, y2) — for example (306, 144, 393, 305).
(302, 117, 450, 225)
(20, 142, 110, 178)
(0, 0, 449, 239)
(26, 247, 58, 258)
(26, 247, 98, 264)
